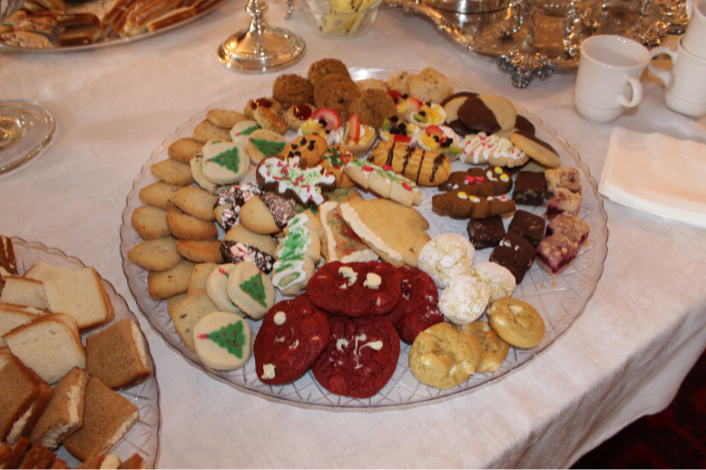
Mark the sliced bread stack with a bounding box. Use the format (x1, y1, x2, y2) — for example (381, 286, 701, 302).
(43, 267, 115, 330)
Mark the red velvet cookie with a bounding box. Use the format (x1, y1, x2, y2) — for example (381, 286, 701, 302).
(385, 266, 443, 344)
(311, 315, 400, 398)
(254, 296, 330, 385)
(306, 261, 402, 317)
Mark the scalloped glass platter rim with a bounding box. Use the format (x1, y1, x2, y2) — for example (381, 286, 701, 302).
(11, 237, 161, 467)
(120, 67, 608, 411)
(0, 0, 227, 52)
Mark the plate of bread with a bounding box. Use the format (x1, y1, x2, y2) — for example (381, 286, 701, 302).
(120, 62, 608, 410)
(0, 236, 160, 468)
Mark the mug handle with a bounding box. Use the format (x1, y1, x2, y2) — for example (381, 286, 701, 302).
(649, 47, 679, 88)
(618, 76, 643, 108)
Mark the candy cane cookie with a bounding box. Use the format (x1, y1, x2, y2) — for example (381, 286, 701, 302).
(343, 160, 422, 207)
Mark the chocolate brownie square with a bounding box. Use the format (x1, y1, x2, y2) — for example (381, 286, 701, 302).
(490, 245, 533, 283)
(513, 171, 546, 206)
(509, 210, 545, 246)
(467, 215, 505, 249)
(501, 230, 536, 263)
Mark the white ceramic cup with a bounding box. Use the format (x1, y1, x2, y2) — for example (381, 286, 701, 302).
(684, 0, 706, 58)
(573, 35, 651, 123)
(649, 36, 706, 117)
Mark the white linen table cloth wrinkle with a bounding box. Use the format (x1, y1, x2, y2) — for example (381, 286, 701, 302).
(1, 7, 705, 468)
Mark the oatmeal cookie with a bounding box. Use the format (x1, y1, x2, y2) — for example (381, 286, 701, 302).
(272, 74, 314, 109)
(313, 78, 361, 122)
(347, 89, 398, 129)
(308, 58, 351, 86)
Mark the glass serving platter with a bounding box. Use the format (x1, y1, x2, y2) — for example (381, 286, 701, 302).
(0, 0, 227, 52)
(120, 67, 608, 410)
(12, 237, 161, 467)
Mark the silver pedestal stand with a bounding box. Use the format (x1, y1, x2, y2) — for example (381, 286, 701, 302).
(217, 0, 305, 73)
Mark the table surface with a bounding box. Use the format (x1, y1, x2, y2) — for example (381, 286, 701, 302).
(2, 3, 706, 468)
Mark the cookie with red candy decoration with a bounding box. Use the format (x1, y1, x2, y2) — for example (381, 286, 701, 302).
(311, 314, 400, 399)
(385, 266, 443, 344)
(344, 159, 422, 207)
(254, 295, 330, 385)
(319, 145, 357, 189)
(256, 156, 337, 207)
(306, 261, 402, 318)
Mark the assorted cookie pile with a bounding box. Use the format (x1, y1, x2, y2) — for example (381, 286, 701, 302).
(126, 58, 591, 397)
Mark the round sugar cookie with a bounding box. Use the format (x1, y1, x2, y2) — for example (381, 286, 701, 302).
(194, 311, 253, 370)
(454, 321, 509, 373)
(206, 264, 242, 313)
(201, 140, 249, 184)
(226, 262, 275, 320)
(254, 296, 330, 385)
(311, 315, 400, 399)
(468, 262, 516, 303)
(488, 298, 545, 349)
(230, 120, 261, 148)
(246, 129, 287, 165)
(408, 322, 482, 389)
(417, 233, 476, 289)
(439, 275, 490, 325)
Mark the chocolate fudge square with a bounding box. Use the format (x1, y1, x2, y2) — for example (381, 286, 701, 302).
(513, 171, 546, 206)
(467, 216, 505, 249)
(490, 245, 533, 283)
(509, 210, 546, 246)
(501, 230, 536, 263)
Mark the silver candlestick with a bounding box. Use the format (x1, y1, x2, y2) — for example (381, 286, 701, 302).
(217, 0, 306, 72)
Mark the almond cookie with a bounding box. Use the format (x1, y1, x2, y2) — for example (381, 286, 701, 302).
(272, 74, 314, 109)
(254, 296, 330, 385)
(131, 205, 170, 240)
(337, 198, 430, 268)
(151, 159, 194, 186)
(175, 240, 223, 263)
(385, 265, 443, 344)
(243, 97, 284, 120)
(308, 58, 351, 86)
(368, 140, 451, 187)
(319, 201, 378, 264)
(347, 89, 398, 130)
(240, 192, 296, 235)
(213, 183, 265, 231)
(230, 120, 261, 147)
(256, 156, 336, 207)
(417, 233, 475, 289)
(280, 134, 328, 168)
(510, 131, 562, 168)
(207, 109, 247, 129)
(200, 140, 249, 185)
(226, 261, 275, 320)
(170, 290, 219, 352)
(174, 186, 218, 221)
(454, 321, 509, 373)
(194, 311, 253, 370)
(139, 181, 181, 210)
(253, 105, 287, 135)
(168, 138, 203, 164)
(271, 211, 322, 296)
(190, 157, 218, 194)
(192, 119, 232, 143)
(311, 314, 400, 399)
(409, 322, 482, 389)
(246, 129, 287, 165)
(284, 103, 315, 131)
(487, 298, 545, 348)
(147, 259, 195, 299)
(166, 206, 217, 240)
(127, 236, 183, 272)
(408, 67, 454, 104)
(439, 275, 490, 325)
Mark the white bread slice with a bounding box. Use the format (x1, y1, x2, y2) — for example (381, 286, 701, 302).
(30, 367, 87, 448)
(0, 277, 49, 310)
(0, 302, 51, 315)
(23, 262, 74, 283)
(3, 314, 86, 384)
(0, 309, 37, 347)
(43, 267, 114, 329)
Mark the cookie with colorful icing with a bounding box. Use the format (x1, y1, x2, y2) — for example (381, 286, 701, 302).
(205, 264, 243, 313)
(239, 192, 296, 235)
(230, 120, 261, 148)
(385, 265, 443, 344)
(367, 140, 451, 187)
(246, 129, 287, 165)
(460, 132, 529, 168)
(432, 191, 515, 219)
(213, 183, 266, 231)
(271, 211, 322, 296)
(319, 201, 378, 264)
(254, 296, 330, 385)
(319, 145, 357, 189)
(280, 134, 328, 168)
(438, 169, 496, 196)
(256, 156, 337, 207)
(194, 311, 253, 370)
(306, 261, 402, 317)
(311, 314, 400, 399)
(226, 261, 276, 320)
(200, 140, 249, 185)
(343, 160, 422, 207)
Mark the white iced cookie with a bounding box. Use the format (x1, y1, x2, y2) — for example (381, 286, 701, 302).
(206, 264, 241, 313)
(201, 139, 249, 184)
(439, 275, 490, 325)
(230, 120, 261, 148)
(225, 261, 276, 320)
(194, 311, 253, 370)
(417, 233, 476, 288)
(468, 262, 516, 303)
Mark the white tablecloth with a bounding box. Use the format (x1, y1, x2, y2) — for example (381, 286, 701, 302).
(2, 4, 706, 467)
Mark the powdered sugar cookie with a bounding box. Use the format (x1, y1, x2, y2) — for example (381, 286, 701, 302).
(417, 233, 475, 288)
(468, 261, 515, 303)
(439, 275, 490, 325)
(194, 311, 253, 370)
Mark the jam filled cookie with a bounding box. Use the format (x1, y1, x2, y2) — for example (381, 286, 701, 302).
(408, 322, 482, 389)
(306, 261, 402, 317)
(385, 266, 443, 344)
(311, 314, 400, 399)
(254, 296, 330, 385)
(194, 311, 253, 370)
(488, 298, 545, 349)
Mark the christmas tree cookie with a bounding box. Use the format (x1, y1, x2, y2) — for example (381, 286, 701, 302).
(205, 264, 242, 314)
(226, 262, 276, 320)
(194, 311, 253, 370)
(201, 139, 249, 185)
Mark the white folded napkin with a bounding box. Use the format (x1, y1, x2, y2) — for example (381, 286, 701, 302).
(599, 127, 706, 228)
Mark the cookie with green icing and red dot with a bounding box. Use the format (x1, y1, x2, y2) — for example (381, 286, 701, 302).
(226, 261, 276, 320)
(246, 129, 287, 165)
(194, 311, 253, 370)
(201, 139, 249, 185)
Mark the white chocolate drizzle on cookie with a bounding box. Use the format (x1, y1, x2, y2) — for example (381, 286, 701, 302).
(336, 338, 350, 352)
(460, 133, 525, 165)
(353, 333, 384, 369)
(338, 202, 404, 264)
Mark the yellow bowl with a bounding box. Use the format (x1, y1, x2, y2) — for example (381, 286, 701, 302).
(299, 0, 382, 39)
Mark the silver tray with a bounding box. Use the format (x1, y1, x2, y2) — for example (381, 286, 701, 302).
(120, 67, 608, 411)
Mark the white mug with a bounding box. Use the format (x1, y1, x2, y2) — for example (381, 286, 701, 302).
(684, 0, 706, 58)
(573, 35, 651, 123)
(649, 36, 706, 117)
